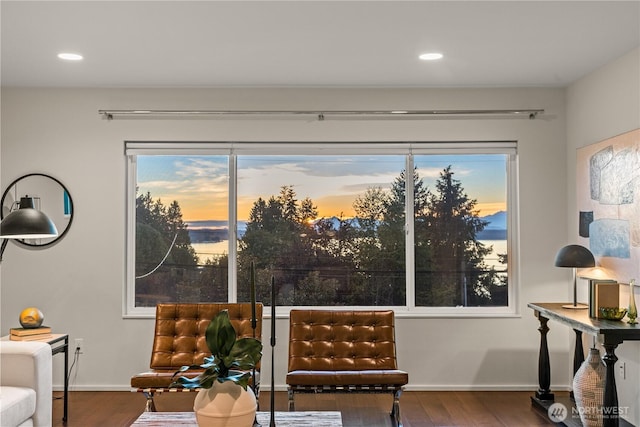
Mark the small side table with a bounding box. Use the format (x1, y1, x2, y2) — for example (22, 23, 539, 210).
(2, 333, 69, 422)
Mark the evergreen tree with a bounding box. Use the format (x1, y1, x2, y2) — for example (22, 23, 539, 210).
(353, 186, 388, 233)
(239, 185, 357, 306)
(135, 192, 199, 305)
(237, 167, 503, 308)
(136, 192, 197, 270)
(417, 166, 497, 306)
(376, 168, 430, 305)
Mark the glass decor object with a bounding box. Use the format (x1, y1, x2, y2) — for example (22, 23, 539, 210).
(598, 307, 627, 321)
(628, 279, 638, 324)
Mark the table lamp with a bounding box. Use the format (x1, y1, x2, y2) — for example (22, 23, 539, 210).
(555, 244, 595, 309)
(577, 266, 614, 282)
(0, 196, 58, 261)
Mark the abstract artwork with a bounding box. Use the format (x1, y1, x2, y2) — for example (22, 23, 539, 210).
(577, 129, 640, 282)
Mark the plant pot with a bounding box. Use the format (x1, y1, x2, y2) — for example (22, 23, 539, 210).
(193, 381, 257, 427)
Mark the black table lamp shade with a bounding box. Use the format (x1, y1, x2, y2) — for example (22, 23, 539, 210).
(555, 244, 596, 268)
(555, 244, 595, 309)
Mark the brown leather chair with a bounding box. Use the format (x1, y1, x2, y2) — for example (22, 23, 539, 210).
(131, 302, 262, 411)
(286, 309, 408, 427)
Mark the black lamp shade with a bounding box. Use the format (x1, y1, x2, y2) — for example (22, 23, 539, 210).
(0, 197, 58, 239)
(554, 244, 595, 268)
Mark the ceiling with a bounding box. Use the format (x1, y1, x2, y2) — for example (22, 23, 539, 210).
(2, 1, 639, 88)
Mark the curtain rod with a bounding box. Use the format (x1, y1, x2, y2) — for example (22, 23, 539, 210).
(98, 109, 544, 121)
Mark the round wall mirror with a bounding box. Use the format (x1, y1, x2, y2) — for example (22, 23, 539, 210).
(1, 173, 74, 247)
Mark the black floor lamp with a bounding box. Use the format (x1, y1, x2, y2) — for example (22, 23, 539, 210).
(555, 244, 595, 309)
(269, 275, 276, 427)
(249, 262, 261, 427)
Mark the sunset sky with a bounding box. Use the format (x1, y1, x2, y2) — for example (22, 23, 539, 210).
(137, 154, 507, 222)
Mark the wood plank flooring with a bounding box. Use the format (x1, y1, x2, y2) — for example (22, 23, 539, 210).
(52, 390, 558, 427)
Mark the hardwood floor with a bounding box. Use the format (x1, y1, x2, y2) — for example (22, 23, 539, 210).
(52, 390, 558, 427)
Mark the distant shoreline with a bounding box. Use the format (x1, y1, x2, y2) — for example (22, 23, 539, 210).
(187, 217, 506, 243)
(476, 229, 507, 240)
(188, 225, 506, 243)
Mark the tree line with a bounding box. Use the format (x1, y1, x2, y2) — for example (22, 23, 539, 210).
(135, 166, 507, 307)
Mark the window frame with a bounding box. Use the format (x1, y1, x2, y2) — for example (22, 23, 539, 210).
(124, 141, 518, 318)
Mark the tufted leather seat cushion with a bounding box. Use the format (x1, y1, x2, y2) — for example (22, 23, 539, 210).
(131, 303, 262, 390)
(286, 369, 408, 386)
(286, 310, 408, 387)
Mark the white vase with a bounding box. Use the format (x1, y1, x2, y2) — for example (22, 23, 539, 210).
(572, 348, 605, 427)
(193, 380, 257, 427)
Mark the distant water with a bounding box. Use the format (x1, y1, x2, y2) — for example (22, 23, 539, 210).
(189, 220, 503, 240)
(187, 221, 238, 262)
(476, 229, 507, 240)
(192, 241, 231, 262)
(188, 220, 246, 231)
(480, 240, 507, 270)
(190, 233, 507, 270)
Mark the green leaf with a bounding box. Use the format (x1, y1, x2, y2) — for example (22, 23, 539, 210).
(175, 364, 203, 373)
(229, 338, 263, 369)
(200, 375, 215, 389)
(206, 310, 236, 357)
(220, 370, 252, 390)
(199, 358, 216, 369)
(171, 374, 208, 389)
(172, 309, 262, 389)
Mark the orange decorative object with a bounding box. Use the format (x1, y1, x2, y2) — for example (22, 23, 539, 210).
(19, 307, 44, 328)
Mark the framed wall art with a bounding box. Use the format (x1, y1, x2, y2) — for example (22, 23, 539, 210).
(576, 128, 640, 283)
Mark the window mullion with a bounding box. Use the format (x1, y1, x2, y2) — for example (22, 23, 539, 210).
(228, 153, 238, 302)
(507, 153, 519, 312)
(125, 155, 137, 315)
(405, 154, 416, 310)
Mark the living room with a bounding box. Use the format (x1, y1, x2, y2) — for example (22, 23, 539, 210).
(1, 2, 639, 427)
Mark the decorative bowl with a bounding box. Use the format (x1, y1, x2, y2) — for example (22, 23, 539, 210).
(599, 307, 627, 321)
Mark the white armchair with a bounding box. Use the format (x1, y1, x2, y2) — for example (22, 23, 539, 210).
(0, 341, 52, 427)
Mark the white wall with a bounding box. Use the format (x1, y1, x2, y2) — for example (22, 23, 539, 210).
(567, 47, 640, 426)
(1, 87, 574, 399)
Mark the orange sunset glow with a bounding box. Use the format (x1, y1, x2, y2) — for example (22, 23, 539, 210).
(138, 154, 507, 223)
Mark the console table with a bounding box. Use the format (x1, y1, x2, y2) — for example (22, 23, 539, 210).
(528, 303, 640, 427)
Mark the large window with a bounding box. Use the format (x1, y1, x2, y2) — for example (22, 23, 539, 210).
(125, 142, 517, 317)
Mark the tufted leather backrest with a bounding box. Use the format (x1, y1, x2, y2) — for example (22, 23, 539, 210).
(288, 310, 398, 372)
(150, 303, 263, 370)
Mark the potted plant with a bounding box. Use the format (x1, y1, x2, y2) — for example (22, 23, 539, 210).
(171, 309, 263, 427)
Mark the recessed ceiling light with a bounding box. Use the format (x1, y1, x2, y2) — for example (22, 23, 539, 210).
(57, 53, 83, 61)
(419, 53, 443, 61)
